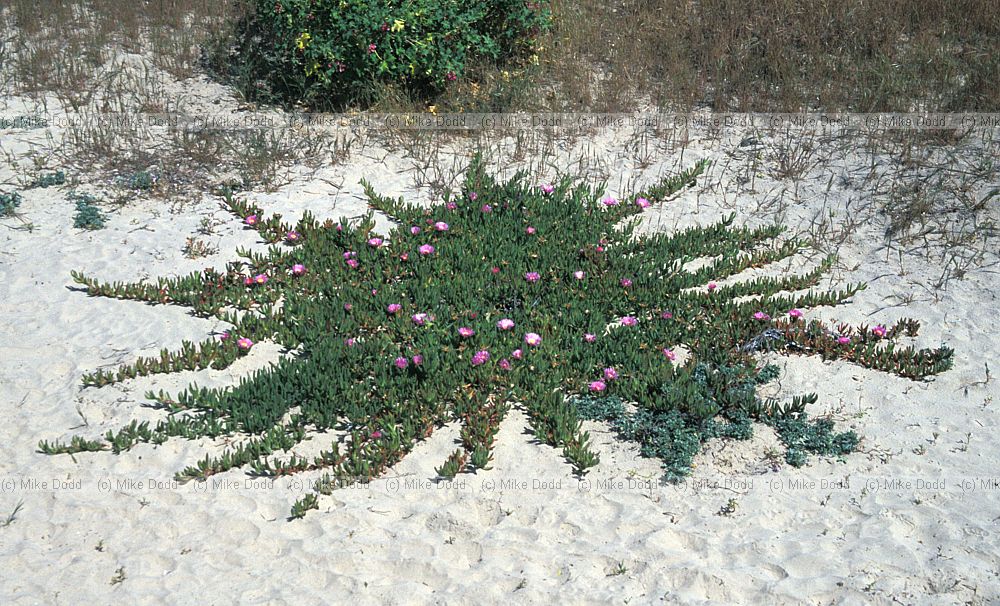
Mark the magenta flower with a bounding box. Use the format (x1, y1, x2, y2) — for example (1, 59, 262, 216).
(499, 358, 512, 370)
(387, 303, 402, 314)
(434, 221, 449, 231)
(584, 333, 596, 343)
(838, 336, 851, 345)
(458, 326, 475, 338)
(661, 311, 673, 320)
(573, 270, 585, 280)
(367, 237, 383, 248)
(662, 348, 676, 361)
(526, 226, 536, 235)
(602, 196, 619, 207)
(253, 273, 269, 285)
(394, 357, 408, 370)
(789, 309, 803, 319)
(524, 333, 542, 346)
(481, 204, 492, 213)
(343, 303, 352, 311)
(237, 337, 253, 350)
(497, 318, 515, 331)
(635, 197, 650, 209)
(412, 313, 429, 326)
(368, 43, 377, 53)
(412, 354, 424, 366)
(753, 311, 770, 321)
(620, 278, 633, 288)
(285, 230, 301, 243)
(525, 272, 541, 283)
(344, 337, 357, 347)
(371, 430, 383, 439)
(468, 192, 478, 201)
(491, 266, 501, 274)
(511, 348, 523, 360)
(707, 282, 718, 291)
(410, 226, 421, 235)
(621, 316, 638, 327)
(244, 215, 258, 226)
(589, 380, 607, 392)
(540, 183, 554, 194)
(400, 253, 409, 261)
(343, 251, 356, 259)
(346, 259, 359, 269)
(291, 264, 306, 276)
(603, 367, 619, 381)
(418, 244, 435, 255)
(446, 202, 457, 210)
(218, 332, 229, 341)
(471, 350, 490, 366)
(872, 325, 887, 338)
(243, 276, 253, 286)
(596, 246, 605, 253)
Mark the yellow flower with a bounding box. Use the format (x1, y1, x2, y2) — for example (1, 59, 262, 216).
(529, 54, 539, 65)
(428, 105, 437, 115)
(296, 32, 312, 50)
(391, 19, 405, 32)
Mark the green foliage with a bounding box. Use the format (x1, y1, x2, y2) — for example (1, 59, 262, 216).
(0, 191, 22, 217)
(70, 192, 106, 230)
(119, 171, 156, 191)
(31, 171, 66, 188)
(219, 0, 551, 109)
(51, 157, 953, 517)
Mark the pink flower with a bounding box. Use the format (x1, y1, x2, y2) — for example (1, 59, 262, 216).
(400, 253, 409, 261)
(662, 348, 676, 361)
(589, 380, 607, 392)
(243, 276, 254, 286)
(596, 246, 605, 253)
(291, 264, 306, 276)
(458, 326, 475, 338)
(621, 316, 638, 327)
(789, 309, 803, 319)
(285, 230, 301, 243)
(371, 430, 383, 439)
(418, 244, 435, 255)
(511, 348, 523, 360)
(540, 183, 554, 194)
(707, 282, 717, 291)
(244, 215, 258, 226)
(491, 266, 501, 274)
(471, 350, 490, 366)
(584, 333, 596, 343)
(481, 204, 492, 213)
(343, 251, 356, 259)
(371, 289, 378, 295)
(410, 226, 421, 235)
(753, 311, 770, 321)
(344, 337, 357, 347)
(434, 221, 449, 231)
(838, 336, 851, 345)
(412, 313, 429, 326)
(620, 278, 633, 288)
(343, 303, 352, 311)
(661, 311, 673, 320)
(497, 318, 515, 331)
(468, 192, 478, 201)
(346, 259, 359, 269)
(526, 226, 536, 235)
(387, 303, 402, 314)
(446, 202, 457, 210)
(446, 71, 457, 82)
(394, 356, 408, 369)
(237, 337, 253, 350)
(367, 237, 383, 248)
(524, 333, 542, 347)
(602, 196, 619, 207)
(218, 332, 229, 341)
(635, 197, 650, 209)
(253, 273, 269, 285)
(872, 325, 887, 338)
(525, 272, 541, 283)
(573, 270, 585, 280)
(498, 358, 511, 370)
(412, 354, 423, 366)
(603, 367, 619, 381)
(368, 43, 377, 53)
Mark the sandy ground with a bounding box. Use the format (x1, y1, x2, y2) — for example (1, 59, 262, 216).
(1, 80, 999, 605)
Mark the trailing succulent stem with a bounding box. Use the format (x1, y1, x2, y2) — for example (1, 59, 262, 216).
(45, 156, 952, 517)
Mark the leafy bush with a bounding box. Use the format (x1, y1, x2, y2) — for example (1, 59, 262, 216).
(70, 192, 106, 230)
(218, 0, 551, 109)
(49, 158, 953, 518)
(0, 191, 22, 217)
(31, 171, 66, 188)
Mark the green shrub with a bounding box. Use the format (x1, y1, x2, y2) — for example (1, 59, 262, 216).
(49, 157, 953, 518)
(0, 191, 22, 217)
(31, 171, 66, 188)
(219, 0, 551, 109)
(70, 192, 106, 230)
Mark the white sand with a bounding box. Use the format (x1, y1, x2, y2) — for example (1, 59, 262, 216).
(1, 85, 999, 604)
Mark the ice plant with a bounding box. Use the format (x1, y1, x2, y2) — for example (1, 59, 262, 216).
(244, 214, 258, 226)
(753, 311, 770, 321)
(525, 272, 540, 283)
(410, 226, 421, 235)
(291, 264, 306, 276)
(635, 197, 650, 209)
(872, 325, 887, 338)
(367, 237, 383, 248)
(236, 337, 253, 350)
(56, 157, 952, 519)
(620, 278, 633, 288)
(497, 318, 515, 331)
(254, 273, 269, 285)
(418, 244, 435, 256)
(394, 356, 408, 369)
(458, 327, 475, 338)
(602, 196, 618, 207)
(285, 230, 301, 243)
(789, 309, 803, 319)
(434, 221, 449, 231)
(573, 271, 585, 280)
(540, 183, 554, 194)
